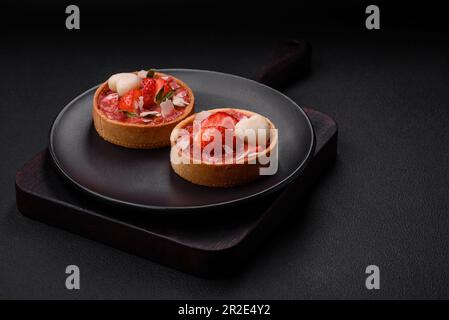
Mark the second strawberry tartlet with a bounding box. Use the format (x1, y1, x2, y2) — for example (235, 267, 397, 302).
(93, 69, 195, 148)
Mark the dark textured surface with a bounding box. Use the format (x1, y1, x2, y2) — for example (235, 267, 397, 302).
(256, 40, 311, 90)
(1, 26, 449, 299)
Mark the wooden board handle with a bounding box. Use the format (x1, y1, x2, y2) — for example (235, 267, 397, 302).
(255, 39, 311, 90)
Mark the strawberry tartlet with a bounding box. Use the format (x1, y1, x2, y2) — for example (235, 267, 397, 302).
(93, 69, 194, 148)
(170, 108, 278, 187)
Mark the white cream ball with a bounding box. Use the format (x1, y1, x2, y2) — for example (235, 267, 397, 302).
(235, 115, 270, 144)
(108, 73, 141, 96)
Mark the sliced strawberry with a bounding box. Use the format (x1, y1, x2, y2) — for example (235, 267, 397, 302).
(201, 126, 223, 149)
(118, 89, 141, 113)
(155, 77, 171, 97)
(199, 112, 240, 160)
(118, 91, 134, 113)
(175, 88, 187, 97)
(141, 78, 156, 107)
(142, 78, 156, 93)
(169, 80, 180, 90)
(201, 112, 238, 129)
(200, 126, 236, 152)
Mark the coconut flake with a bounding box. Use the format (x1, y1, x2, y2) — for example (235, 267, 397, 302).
(160, 100, 175, 118)
(172, 95, 189, 107)
(140, 111, 161, 117)
(137, 96, 144, 112)
(176, 90, 187, 97)
(169, 81, 180, 90)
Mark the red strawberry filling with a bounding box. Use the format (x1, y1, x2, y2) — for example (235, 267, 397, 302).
(97, 72, 191, 125)
(141, 78, 157, 106)
(200, 112, 239, 150)
(155, 78, 171, 97)
(177, 110, 269, 163)
(201, 111, 238, 128)
(118, 89, 141, 113)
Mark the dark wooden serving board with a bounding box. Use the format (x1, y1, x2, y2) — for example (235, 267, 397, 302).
(15, 107, 337, 278)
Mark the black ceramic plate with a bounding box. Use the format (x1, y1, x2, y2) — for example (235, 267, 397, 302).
(49, 69, 315, 211)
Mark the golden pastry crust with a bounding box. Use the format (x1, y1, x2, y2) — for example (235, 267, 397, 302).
(92, 72, 195, 149)
(170, 108, 278, 187)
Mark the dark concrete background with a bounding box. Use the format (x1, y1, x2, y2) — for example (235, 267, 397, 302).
(1, 1, 448, 299)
